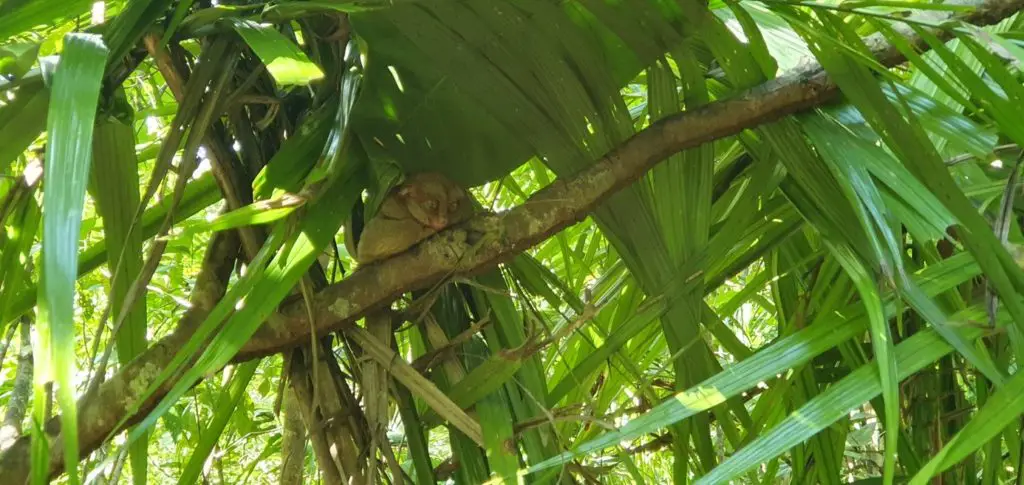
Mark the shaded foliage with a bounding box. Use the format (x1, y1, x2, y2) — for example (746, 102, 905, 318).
(1, 0, 1024, 484)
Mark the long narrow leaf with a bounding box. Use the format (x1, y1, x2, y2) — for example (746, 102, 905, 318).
(697, 324, 986, 485)
(36, 32, 108, 485)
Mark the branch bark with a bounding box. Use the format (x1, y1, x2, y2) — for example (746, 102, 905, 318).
(1, 0, 1021, 480)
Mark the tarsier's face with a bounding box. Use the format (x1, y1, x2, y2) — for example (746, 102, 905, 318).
(400, 173, 467, 230)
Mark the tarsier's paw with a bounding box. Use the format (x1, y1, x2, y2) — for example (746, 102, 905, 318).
(466, 212, 503, 241)
(432, 228, 469, 263)
(464, 212, 505, 258)
(442, 227, 469, 245)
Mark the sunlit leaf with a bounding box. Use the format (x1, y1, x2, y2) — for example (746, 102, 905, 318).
(36, 32, 108, 485)
(228, 19, 325, 87)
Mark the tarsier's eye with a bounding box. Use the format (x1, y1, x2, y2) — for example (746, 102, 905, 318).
(425, 200, 439, 211)
(449, 200, 459, 212)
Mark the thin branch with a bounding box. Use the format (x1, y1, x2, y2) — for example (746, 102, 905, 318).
(0, 317, 32, 447)
(945, 143, 1020, 165)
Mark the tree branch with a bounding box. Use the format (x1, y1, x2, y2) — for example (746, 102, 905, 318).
(1, 0, 1021, 480)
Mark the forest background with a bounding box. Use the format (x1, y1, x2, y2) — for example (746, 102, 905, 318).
(2, 0, 1024, 483)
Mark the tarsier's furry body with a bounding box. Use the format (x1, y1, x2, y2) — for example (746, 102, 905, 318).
(354, 172, 474, 264)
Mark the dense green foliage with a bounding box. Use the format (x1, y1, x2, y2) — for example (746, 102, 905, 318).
(1, 0, 1024, 484)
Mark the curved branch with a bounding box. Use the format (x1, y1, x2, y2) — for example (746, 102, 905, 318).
(1, 0, 1021, 480)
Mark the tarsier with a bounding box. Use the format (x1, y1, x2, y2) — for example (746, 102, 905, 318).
(352, 172, 474, 264)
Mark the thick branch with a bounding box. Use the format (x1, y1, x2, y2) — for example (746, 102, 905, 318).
(1, 0, 1021, 481)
